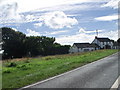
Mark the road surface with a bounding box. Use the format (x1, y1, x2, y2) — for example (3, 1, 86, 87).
(22, 52, 119, 89)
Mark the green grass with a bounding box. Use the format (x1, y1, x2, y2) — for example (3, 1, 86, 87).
(2, 49, 118, 88)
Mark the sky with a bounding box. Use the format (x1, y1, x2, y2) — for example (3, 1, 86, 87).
(0, 0, 119, 45)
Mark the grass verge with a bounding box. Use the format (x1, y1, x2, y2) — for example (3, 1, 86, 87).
(2, 49, 118, 88)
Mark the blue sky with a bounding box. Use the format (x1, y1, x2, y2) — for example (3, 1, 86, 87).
(0, 0, 119, 45)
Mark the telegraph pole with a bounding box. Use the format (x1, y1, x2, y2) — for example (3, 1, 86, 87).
(96, 29, 98, 37)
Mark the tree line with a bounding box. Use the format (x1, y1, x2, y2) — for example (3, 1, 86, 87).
(1, 27, 70, 59)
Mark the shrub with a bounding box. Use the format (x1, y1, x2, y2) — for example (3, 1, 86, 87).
(3, 69, 11, 73)
(6, 62, 17, 67)
(2, 68, 14, 74)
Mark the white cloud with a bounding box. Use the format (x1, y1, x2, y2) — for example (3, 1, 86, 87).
(24, 11, 78, 29)
(79, 28, 103, 33)
(56, 33, 95, 45)
(0, 7, 78, 28)
(34, 23, 43, 28)
(95, 14, 118, 21)
(45, 30, 69, 35)
(0, 1, 22, 24)
(101, 0, 119, 9)
(1, 0, 108, 13)
(26, 29, 40, 36)
(56, 29, 118, 45)
(0, 0, 109, 24)
(36, 3, 101, 13)
(25, 14, 43, 23)
(42, 11, 78, 29)
(0, 0, 109, 13)
(100, 30, 118, 40)
(12, 28, 18, 31)
(25, 15, 35, 22)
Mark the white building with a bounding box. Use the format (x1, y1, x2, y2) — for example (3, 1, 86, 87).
(92, 36, 114, 49)
(69, 36, 118, 53)
(69, 43, 99, 53)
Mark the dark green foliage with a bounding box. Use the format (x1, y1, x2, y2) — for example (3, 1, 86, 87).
(3, 69, 11, 74)
(6, 62, 17, 67)
(24, 36, 56, 56)
(2, 27, 26, 59)
(1, 27, 70, 59)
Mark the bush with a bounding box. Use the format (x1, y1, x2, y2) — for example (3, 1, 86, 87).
(6, 62, 17, 67)
(3, 69, 11, 73)
(2, 68, 14, 74)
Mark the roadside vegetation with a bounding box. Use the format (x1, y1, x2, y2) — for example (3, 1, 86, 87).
(1, 27, 70, 60)
(2, 49, 118, 88)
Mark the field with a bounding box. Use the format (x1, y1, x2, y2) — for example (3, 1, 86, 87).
(2, 49, 118, 88)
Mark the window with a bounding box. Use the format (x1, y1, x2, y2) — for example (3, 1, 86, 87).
(103, 42, 104, 45)
(104, 42, 106, 45)
(84, 49, 89, 51)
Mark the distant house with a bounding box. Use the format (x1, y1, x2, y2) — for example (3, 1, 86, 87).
(92, 36, 114, 49)
(69, 43, 99, 53)
(69, 36, 118, 53)
(113, 42, 119, 49)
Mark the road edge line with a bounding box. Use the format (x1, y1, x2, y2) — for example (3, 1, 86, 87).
(110, 76, 120, 90)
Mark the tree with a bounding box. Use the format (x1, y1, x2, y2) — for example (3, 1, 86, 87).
(24, 36, 56, 56)
(2, 27, 26, 59)
(24, 36, 43, 56)
(2, 27, 70, 59)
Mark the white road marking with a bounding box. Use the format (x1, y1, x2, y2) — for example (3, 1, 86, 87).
(110, 76, 120, 90)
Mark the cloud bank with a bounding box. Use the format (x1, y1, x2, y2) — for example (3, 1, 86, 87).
(95, 14, 118, 21)
(0, 1, 22, 24)
(56, 28, 118, 45)
(26, 29, 40, 36)
(42, 11, 78, 29)
(101, 0, 119, 9)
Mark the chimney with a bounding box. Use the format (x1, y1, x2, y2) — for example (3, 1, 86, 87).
(95, 36, 97, 39)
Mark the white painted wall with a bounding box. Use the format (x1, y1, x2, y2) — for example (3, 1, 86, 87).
(113, 46, 118, 49)
(69, 45, 96, 53)
(82, 47, 95, 52)
(69, 45, 79, 53)
(92, 39, 101, 47)
(92, 38, 113, 49)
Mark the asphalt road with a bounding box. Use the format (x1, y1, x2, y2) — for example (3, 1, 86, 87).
(23, 52, 119, 89)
